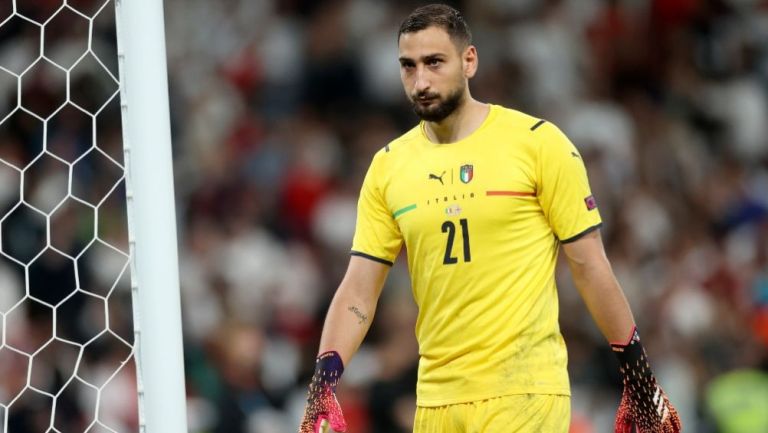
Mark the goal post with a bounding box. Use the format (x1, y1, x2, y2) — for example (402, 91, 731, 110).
(115, 1, 188, 432)
(0, 0, 187, 430)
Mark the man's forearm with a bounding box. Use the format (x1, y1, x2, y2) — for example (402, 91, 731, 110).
(564, 234, 636, 343)
(318, 283, 379, 365)
(570, 256, 635, 343)
(316, 256, 390, 365)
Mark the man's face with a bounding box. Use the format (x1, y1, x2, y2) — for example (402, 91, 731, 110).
(398, 26, 473, 122)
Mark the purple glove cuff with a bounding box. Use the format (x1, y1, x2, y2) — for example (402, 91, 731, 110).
(314, 351, 344, 390)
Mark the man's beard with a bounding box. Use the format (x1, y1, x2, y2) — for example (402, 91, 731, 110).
(411, 87, 464, 122)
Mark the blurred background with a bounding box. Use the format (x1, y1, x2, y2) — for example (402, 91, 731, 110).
(1, 0, 768, 432)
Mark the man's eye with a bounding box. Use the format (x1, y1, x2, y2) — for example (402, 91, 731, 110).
(428, 59, 441, 66)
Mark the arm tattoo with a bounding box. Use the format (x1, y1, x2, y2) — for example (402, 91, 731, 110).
(347, 306, 368, 325)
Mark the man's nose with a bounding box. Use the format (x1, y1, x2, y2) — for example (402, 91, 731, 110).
(413, 66, 430, 93)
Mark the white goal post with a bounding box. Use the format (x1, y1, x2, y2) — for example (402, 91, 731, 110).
(0, 0, 187, 431)
(115, 1, 188, 432)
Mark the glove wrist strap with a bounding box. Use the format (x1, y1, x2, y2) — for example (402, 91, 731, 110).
(313, 350, 344, 391)
(611, 326, 656, 386)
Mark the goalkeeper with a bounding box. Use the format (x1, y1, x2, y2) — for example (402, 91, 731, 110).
(299, 4, 681, 433)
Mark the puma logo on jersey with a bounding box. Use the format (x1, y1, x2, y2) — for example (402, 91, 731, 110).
(571, 151, 581, 158)
(429, 171, 446, 185)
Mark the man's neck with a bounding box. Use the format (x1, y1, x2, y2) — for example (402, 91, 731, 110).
(423, 98, 489, 144)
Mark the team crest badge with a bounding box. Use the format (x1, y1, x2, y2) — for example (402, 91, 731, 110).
(459, 164, 473, 184)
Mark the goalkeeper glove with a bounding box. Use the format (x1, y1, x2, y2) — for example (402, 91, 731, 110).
(612, 327, 682, 433)
(299, 351, 347, 433)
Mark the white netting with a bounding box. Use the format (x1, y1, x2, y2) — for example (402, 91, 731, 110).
(0, 1, 138, 432)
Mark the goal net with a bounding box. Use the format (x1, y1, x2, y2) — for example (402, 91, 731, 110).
(0, 0, 167, 431)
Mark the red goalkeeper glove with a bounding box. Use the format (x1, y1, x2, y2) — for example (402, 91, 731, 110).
(299, 351, 347, 433)
(611, 327, 682, 433)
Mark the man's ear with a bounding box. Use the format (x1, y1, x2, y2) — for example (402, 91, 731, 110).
(464, 45, 478, 78)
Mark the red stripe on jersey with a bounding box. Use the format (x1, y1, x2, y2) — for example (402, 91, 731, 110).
(486, 191, 536, 197)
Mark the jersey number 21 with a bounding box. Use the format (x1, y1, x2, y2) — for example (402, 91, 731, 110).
(441, 218, 471, 264)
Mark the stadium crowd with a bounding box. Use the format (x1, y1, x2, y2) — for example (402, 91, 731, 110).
(1, 0, 767, 432)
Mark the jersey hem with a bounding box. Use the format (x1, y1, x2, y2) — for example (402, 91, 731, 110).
(415, 386, 571, 407)
(350, 250, 394, 266)
(560, 222, 603, 244)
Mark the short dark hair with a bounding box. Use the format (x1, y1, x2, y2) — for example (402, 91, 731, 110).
(398, 4, 472, 48)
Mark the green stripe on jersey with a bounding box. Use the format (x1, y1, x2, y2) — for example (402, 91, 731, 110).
(393, 204, 417, 218)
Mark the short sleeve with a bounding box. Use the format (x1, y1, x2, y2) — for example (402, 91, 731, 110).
(351, 152, 403, 265)
(536, 124, 602, 243)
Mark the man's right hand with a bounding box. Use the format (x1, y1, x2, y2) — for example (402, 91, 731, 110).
(299, 351, 347, 433)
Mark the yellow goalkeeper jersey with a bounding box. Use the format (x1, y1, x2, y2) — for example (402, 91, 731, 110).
(351, 104, 602, 407)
